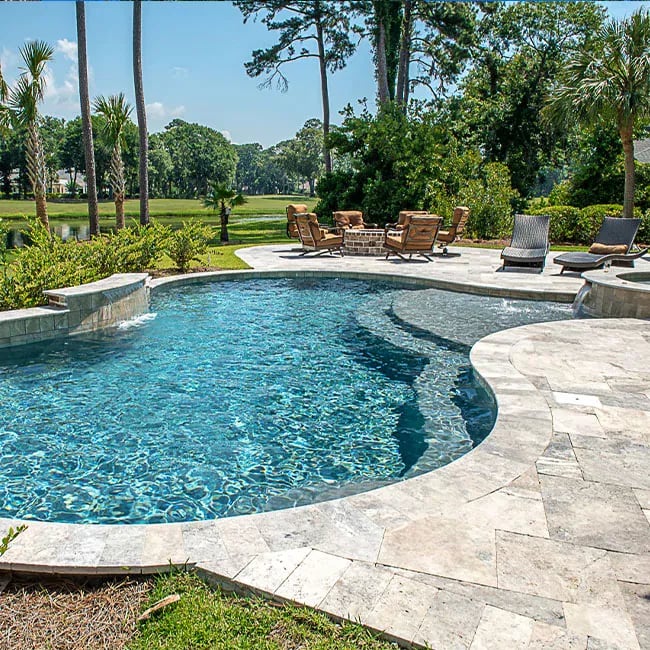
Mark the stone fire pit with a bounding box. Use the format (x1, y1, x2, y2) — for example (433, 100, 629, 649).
(342, 229, 386, 256)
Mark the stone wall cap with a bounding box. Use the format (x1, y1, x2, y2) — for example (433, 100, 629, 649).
(44, 273, 149, 299)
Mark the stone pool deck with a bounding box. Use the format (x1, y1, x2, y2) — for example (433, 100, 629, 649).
(1, 246, 649, 649)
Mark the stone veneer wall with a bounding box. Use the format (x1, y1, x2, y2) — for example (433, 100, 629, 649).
(579, 270, 650, 319)
(342, 229, 386, 256)
(0, 273, 149, 349)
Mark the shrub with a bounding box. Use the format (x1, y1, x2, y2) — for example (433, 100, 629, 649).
(0, 222, 102, 310)
(638, 211, 650, 246)
(166, 220, 215, 272)
(0, 220, 172, 311)
(528, 205, 582, 243)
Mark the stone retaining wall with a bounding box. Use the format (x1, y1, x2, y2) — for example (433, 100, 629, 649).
(0, 273, 149, 349)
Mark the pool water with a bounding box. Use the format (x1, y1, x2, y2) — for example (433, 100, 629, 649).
(0, 278, 571, 524)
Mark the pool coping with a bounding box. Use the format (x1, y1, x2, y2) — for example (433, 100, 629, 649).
(1, 257, 648, 648)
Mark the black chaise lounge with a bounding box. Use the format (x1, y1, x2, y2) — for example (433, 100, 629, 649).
(500, 214, 550, 272)
(553, 217, 648, 274)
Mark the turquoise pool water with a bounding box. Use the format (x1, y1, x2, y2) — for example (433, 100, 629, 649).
(0, 278, 571, 524)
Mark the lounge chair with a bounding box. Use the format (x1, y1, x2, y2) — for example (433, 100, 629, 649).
(501, 214, 550, 272)
(295, 213, 344, 256)
(333, 210, 377, 230)
(437, 206, 470, 255)
(286, 204, 308, 239)
(383, 215, 443, 262)
(553, 217, 648, 274)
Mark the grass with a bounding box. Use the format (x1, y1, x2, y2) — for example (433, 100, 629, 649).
(0, 195, 318, 221)
(128, 572, 396, 650)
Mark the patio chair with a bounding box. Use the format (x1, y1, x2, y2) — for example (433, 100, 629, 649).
(333, 210, 377, 230)
(437, 206, 470, 255)
(553, 217, 648, 274)
(383, 215, 443, 262)
(501, 214, 550, 272)
(286, 204, 309, 239)
(385, 210, 430, 231)
(295, 213, 344, 257)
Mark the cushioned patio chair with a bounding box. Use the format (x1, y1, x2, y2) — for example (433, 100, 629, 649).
(286, 204, 309, 239)
(385, 210, 430, 231)
(437, 206, 470, 255)
(553, 217, 648, 274)
(295, 213, 344, 257)
(333, 210, 377, 230)
(501, 214, 550, 272)
(383, 215, 443, 262)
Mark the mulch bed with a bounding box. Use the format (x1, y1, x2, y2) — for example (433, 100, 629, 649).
(0, 574, 153, 650)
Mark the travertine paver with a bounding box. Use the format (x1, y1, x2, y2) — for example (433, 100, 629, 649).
(1, 248, 650, 649)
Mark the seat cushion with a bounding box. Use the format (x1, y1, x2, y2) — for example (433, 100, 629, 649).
(501, 246, 547, 261)
(588, 243, 628, 255)
(319, 234, 342, 245)
(384, 235, 404, 250)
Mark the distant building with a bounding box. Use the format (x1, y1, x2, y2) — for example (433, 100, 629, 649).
(633, 139, 650, 164)
(50, 171, 87, 195)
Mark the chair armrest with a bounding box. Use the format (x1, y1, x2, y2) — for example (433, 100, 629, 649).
(384, 222, 399, 232)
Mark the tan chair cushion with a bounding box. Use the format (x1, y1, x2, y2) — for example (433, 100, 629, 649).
(384, 235, 405, 250)
(319, 233, 343, 245)
(589, 243, 628, 255)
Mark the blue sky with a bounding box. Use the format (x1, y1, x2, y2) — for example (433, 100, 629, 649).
(0, 1, 647, 148)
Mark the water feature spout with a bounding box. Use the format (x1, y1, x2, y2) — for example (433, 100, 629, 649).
(572, 282, 592, 318)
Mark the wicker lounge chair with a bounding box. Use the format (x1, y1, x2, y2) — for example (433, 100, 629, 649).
(437, 206, 470, 255)
(286, 204, 309, 239)
(295, 213, 344, 256)
(553, 217, 648, 274)
(383, 215, 443, 262)
(501, 214, 550, 272)
(333, 210, 377, 230)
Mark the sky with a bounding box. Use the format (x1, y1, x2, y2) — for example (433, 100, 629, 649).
(0, 1, 648, 148)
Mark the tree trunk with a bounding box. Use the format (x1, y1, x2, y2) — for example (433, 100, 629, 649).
(376, 17, 390, 105)
(314, 5, 332, 173)
(76, 1, 100, 236)
(308, 178, 315, 196)
(133, 0, 150, 226)
(115, 193, 125, 229)
(621, 122, 636, 220)
(396, 0, 412, 110)
(26, 121, 49, 229)
(220, 205, 229, 243)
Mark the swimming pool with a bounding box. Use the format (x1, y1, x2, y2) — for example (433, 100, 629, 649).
(0, 278, 571, 524)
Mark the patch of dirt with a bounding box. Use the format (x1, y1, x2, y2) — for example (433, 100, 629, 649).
(0, 574, 153, 650)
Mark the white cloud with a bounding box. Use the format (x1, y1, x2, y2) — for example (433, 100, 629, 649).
(0, 47, 17, 72)
(56, 38, 77, 62)
(171, 66, 188, 79)
(220, 130, 232, 142)
(146, 101, 165, 119)
(43, 61, 79, 111)
(146, 101, 185, 119)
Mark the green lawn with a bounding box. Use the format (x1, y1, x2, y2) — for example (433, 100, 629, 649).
(0, 195, 317, 221)
(128, 572, 396, 650)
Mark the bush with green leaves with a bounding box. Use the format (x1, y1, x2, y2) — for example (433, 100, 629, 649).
(0, 220, 172, 311)
(427, 150, 519, 240)
(166, 220, 215, 272)
(528, 205, 583, 243)
(0, 221, 102, 310)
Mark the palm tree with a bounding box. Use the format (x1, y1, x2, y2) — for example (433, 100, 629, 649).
(133, 0, 150, 226)
(202, 183, 246, 243)
(546, 9, 650, 219)
(7, 41, 54, 228)
(76, 1, 100, 236)
(93, 94, 133, 229)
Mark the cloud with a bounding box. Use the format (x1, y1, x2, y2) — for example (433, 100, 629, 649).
(146, 101, 185, 119)
(171, 66, 188, 79)
(0, 47, 17, 72)
(56, 38, 78, 62)
(220, 130, 232, 142)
